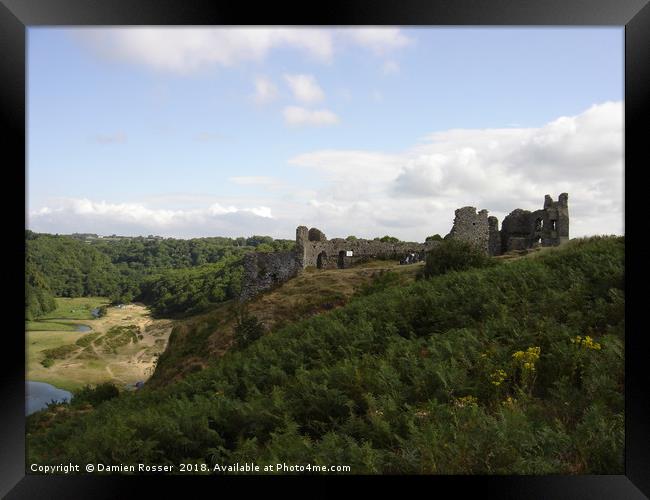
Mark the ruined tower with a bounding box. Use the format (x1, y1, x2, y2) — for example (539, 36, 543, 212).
(540, 193, 569, 246)
(500, 193, 569, 253)
(445, 206, 500, 255)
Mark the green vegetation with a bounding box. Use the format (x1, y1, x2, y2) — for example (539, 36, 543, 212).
(26, 321, 78, 332)
(75, 332, 103, 348)
(40, 344, 79, 367)
(72, 382, 120, 407)
(26, 231, 120, 298)
(25, 258, 57, 321)
(425, 234, 443, 242)
(233, 309, 265, 349)
(139, 257, 243, 317)
(376, 235, 400, 243)
(101, 325, 140, 353)
(423, 238, 494, 277)
(27, 237, 624, 474)
(39, 297, 109, 321)
(26, 230, 294, 319)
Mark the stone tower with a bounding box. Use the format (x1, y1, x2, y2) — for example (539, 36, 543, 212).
(445, 207, 491, 254)
(540, 193, 569, 246)
(500, 193, 569, 253)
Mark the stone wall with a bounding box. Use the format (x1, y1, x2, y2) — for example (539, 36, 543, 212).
(295, 225, 438, 270)
(445, 207, 492, 254)
(488, 216, 502, 257)
(240, 250, 300, 301)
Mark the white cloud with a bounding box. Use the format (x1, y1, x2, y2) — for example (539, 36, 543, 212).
(283, 106, 339, 126)
(341, 28, 412, 55)
(382, 60, 400, 75)
(28, 198, 276, 238)
(284, 74, 325, 103)
(252, 76, 278, 104)
(73, 27, 413, 74)
(77, 28, 334, 74)
(289, 101, 624, 239)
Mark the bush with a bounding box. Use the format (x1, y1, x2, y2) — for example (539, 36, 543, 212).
(233, 309, 265, 349)
(423, 239, 493, 278)
(425, 234, 443, 242)
(72, 382, 120, 407)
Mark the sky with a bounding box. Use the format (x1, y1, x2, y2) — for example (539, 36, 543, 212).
(27, 27, 624, 241)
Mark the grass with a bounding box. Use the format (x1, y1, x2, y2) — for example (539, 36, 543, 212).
(26, 321, 79, 332)
(39, 297, 109, 321)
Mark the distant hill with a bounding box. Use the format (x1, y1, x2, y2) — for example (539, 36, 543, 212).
(25, 230, 295, 319)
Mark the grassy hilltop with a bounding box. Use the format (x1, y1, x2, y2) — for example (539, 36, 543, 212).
(27, 236, 624, 474)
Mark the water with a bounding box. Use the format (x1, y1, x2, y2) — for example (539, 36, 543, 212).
(26, 381, 72, 415)
(76, 324, 92, 332)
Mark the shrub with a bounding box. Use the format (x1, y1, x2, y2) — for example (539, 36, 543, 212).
(423, 239, 493, 278)
(72, 382, 120, 407)
(233, 309, 265, 349)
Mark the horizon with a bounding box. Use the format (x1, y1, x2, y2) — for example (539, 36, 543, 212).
(27, 27, 624, 241)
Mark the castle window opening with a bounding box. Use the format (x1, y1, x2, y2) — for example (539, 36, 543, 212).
(550, 220, 556, 231)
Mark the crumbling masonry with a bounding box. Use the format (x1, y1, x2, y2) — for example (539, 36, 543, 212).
(240, 193, 569, 300)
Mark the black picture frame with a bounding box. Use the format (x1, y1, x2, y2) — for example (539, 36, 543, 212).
(2, 0, 647, 497)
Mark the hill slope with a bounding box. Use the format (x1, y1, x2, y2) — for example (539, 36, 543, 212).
(150, 260, 422, 386)
(27, 237, 624, 474)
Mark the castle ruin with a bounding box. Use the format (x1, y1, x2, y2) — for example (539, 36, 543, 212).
(445, 193, 569, 256)
(240, 193, 569, 300)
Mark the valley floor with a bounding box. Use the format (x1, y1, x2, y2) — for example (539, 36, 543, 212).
(27, 298, 173, 392)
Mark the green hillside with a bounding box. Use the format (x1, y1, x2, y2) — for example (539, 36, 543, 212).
(25, 231, 294, 318)
(27, 236, 624, 474)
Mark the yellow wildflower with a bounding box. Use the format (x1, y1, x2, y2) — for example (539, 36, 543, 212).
(490, 369, 507, 386)
(454, 395, 478, 408)
(571, 335, 602, 350)
(501, 396, 516, 407)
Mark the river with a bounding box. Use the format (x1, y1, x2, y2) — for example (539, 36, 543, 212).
(26, 381, 72, 415)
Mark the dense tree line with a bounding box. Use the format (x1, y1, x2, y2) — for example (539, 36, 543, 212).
(139, 257, 244, 317)
(27, 237, 624, 474)
(26, 231, 120, 298)
(25, 258, 56, 320)
(25, 231, 294, 317)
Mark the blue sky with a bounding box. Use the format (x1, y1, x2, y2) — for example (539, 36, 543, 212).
(27, 27, 623, 240)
